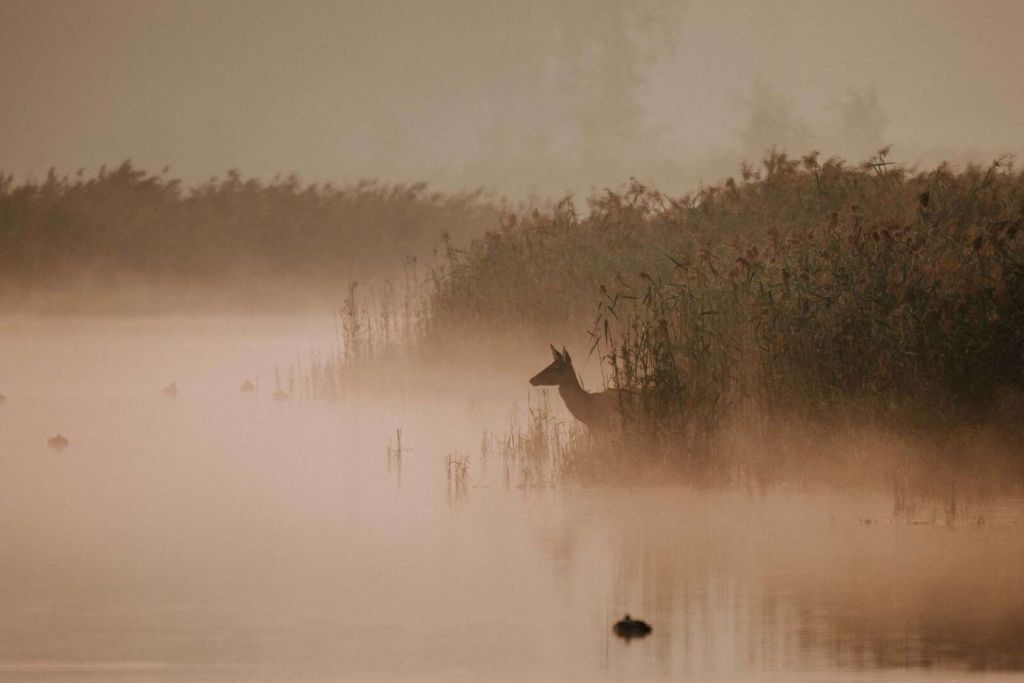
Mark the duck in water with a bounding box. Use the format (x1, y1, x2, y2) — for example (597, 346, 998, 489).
(613, 614, 652, 639)
(162, 381, 178, 396)
(240, 379, 256, 393)
(47, 434, 69, 449)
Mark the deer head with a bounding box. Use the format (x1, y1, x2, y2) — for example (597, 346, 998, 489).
(529, 345, 575, 386)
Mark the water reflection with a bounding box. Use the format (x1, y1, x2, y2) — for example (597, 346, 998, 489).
(0, 316, 1021, 681)
(555, 488, 1024, 676)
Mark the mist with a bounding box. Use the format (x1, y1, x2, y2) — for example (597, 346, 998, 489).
(2, 0, 1023, 197)
(2, 1, 1024, 680)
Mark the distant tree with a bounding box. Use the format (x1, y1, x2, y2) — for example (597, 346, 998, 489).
(735, 80, 814, 161)
(826, 86, 889, 160)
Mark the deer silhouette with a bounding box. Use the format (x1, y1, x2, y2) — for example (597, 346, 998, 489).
(529, 345, 632, 433)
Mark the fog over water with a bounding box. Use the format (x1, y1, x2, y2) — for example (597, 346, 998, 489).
(0, 318, 1022, 680)
(3, 1, 1024, 680)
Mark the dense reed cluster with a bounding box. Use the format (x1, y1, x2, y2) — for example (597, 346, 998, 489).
(298, 270, 437, 400)
(0, 162, 493, 310)
(432, 150, 1024, 442)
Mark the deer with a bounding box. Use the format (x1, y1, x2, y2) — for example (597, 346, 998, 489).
(529, 345, 633, 434)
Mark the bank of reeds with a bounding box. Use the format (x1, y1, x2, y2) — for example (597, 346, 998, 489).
(427, 150, 1024, 483)
(0, 162, 495, 312)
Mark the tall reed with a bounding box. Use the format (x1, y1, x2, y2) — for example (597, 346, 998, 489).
(427, 149, 1024, 475)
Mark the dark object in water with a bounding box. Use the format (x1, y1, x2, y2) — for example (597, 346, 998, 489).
(47, 434, 69, 449)
(163, 381, 178, 396)
(241, 380, 256, 393)
(0, 392, 6, 405)
(613, 614, 652, 639)
(272, 389, 289, 401)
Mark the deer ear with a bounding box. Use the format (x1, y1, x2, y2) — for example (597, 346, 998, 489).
(562, 347, 572, 364)
(550, 344, 562, 361)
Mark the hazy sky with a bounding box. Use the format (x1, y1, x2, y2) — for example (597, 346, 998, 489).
(1, 0, 1022, 196)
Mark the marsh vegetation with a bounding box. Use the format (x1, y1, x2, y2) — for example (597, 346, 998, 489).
(291, 150, 1024, 506)
(3, 150, 1024, 679)
(0, 162, 494, 313)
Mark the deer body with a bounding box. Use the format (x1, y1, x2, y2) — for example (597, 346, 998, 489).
(530, 346, 630, 433)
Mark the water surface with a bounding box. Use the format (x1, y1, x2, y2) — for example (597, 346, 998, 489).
(0, 316, 1022, 681)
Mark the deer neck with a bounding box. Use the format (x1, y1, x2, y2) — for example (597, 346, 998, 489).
(558, 373, 591, 421)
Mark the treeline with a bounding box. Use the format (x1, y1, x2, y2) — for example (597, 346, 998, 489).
(0, 162, 495, 309)
(430, 150, 1024, 438)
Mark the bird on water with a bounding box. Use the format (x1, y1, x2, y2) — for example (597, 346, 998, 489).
(613, 614, 652, 639)
(47, 434, 69, 449)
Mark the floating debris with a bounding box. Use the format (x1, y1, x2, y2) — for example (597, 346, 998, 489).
(613, 614, 652, 640)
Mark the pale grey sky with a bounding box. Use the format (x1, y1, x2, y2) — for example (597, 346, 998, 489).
(1, 0, 1022, 196)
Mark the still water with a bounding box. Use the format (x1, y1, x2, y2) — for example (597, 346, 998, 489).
(0, 317, 1022, 681)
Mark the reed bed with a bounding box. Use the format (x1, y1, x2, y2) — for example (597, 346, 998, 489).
(288, 263, 436, 400)
(0, 162, 495, 312)
(277, 148, 1023, 494)
(427, 149, 1024, 484)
